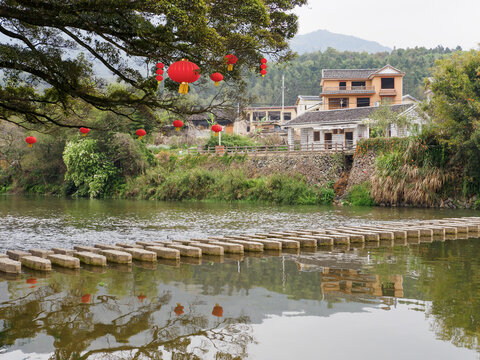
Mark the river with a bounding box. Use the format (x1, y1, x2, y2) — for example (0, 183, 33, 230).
(0, 196, 479, 359)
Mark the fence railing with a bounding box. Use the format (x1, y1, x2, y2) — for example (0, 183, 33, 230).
(180, 141, 355, 155)
(321, 86, 376, 94)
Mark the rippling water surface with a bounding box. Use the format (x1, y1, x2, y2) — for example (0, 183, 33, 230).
(1, 196, 480, 359)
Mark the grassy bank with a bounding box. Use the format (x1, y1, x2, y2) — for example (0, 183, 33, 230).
(124, 152, 335, 205)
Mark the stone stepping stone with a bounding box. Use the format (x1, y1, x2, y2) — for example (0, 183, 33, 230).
(266, 238, 301, 249)
(74, 246, 102, 254)
(214, 238, 263, 252)
(21, 256, 51, 271)
(100, 250, 132, 264)
(116, 243, 144, 249)
(47, 254, 80, 269)
(52, 248, 75, 256)
(205, 241, 243, 254)
(29, 249, 54, 259)
(165, 244, 202, 258)
(145, 246, 180, 260)
(0, 254, 8, 259)
(136, 241, 159, 248)
(74, 251, 107, 266)
(186, 242, 224, 256)
(120, 248, 157, 262)
(0, 258, 21, 274)
(94, 244, 124, 251)
(7, 250, 30, 261)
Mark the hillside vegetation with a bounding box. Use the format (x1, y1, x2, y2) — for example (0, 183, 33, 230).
(247, 47, 461, 106)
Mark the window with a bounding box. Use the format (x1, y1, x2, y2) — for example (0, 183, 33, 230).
(313, 131, 320, 142)
(357, 98, 370, 107)
(339, 81, 346, 90)
(283, 113, 292, 121)
(381, 78, 395, 89)
(339, 129, 345, 134)
(328, 98, 349, 109)
(269, 111, 281, 121)
(253, 111, 266, 121)
(352, 81, 366, 88)
(333, 129, 338, 135)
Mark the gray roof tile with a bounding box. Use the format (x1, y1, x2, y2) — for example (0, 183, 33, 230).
(322, 69, 378, 79)
(285, 104, 415, 127)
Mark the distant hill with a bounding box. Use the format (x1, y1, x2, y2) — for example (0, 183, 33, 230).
(290, 29, 391, 54)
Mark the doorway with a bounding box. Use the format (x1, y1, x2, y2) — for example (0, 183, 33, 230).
(324, 133, 332, 149)
(345, 131, 353, 148)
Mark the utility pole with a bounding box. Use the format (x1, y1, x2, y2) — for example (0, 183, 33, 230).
(281, 73, 285, 127)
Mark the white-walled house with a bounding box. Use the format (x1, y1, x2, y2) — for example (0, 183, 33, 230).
(284, 103, 423, 150)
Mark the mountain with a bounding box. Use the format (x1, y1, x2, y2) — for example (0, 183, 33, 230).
(290, 29, 392, 54)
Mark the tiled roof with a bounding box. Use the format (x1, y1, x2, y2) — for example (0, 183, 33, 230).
(322, 69, 378, 79)
(188, 110, 237, 122)
(284, 104, 415, 127)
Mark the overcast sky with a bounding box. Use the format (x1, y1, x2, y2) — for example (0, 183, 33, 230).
(294, 0, 480, 50)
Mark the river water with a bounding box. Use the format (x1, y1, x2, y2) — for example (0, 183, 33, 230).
(0, 196, 480, 359)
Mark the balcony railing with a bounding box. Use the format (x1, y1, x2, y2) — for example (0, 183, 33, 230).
(321, 86, 376, 94)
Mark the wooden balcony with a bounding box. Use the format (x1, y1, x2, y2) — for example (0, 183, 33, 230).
(321, 86, 376, 95)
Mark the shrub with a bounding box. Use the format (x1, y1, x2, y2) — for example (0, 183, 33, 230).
(204, 133, 256, 149)
(63, 139, 119, 198)
(344, 183, 375, 206)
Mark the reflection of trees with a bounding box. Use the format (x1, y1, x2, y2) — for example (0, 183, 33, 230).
(0, 269, 254, 359)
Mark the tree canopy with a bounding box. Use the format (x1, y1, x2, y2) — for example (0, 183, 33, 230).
(0, 0, 306, 129)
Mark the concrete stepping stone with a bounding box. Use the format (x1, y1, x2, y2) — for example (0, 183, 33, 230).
(120, 248, 157, 262)
(165, 244, 202, 258)
(282, 236, 322, 247)
(74, 251, 107, 266)
(100, 249, 132, 264)
(74, 246, 102, 254)
(29, 249, 54, 259)
(116, 243, 144, 249)
(0, 258, 21, 274)
(145, 246, 180, 260)
(52, 248, 75, 256)
(7, 250, 30, 261)
(47, 254, 80, 269)
(21, 256, 51, 271)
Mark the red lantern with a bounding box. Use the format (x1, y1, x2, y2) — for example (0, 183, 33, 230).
(174, 303, 184, 316)
(79, 127, 90, 136)
(156, 75, 164, 81)
(25, 136, 37, 148)
(211, 124, 222, 137)
(136, 129, 147, 140)
(173, 120, 184, 132)
(261, 69, 267, 77)
(156, 69, 164, 75)
(261, 58, 267, 64)
(225, 54, 238, 71)
(167, 59, 201, 94)
(156, 62, 164, 69)
(81, 294, 91, 304)
(260, 64, 267, 70)
(210, 72, 224, 86)
(212, 303, 223, 317)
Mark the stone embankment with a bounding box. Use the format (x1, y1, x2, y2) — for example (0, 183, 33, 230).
(2, 216, 480, 276)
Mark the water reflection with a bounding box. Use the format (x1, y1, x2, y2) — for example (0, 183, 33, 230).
(0, 239, 480, 358)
